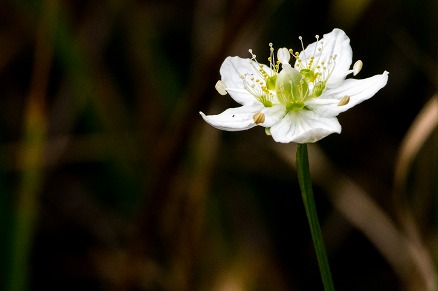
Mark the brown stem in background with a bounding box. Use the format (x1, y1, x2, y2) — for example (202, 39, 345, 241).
(129, 0, 277, 289)
(8, 0, 58, 290)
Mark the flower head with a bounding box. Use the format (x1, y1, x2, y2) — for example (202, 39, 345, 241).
(200, 28, 388, 143)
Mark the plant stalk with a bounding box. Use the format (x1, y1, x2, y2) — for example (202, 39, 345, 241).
(296, 143, 335, 291)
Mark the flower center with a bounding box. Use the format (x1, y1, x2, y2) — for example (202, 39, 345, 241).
(242, 36, 348, 111)
(275, 65, 309, 111)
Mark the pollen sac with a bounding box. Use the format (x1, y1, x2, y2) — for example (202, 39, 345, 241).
(337, 95, 350, 106)
(215, 80, 227, 95)
(253, 111, 265, 124)
(353, 60, 363, 76)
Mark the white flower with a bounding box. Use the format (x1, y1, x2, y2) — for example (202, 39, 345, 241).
(200, 28, 389, 143)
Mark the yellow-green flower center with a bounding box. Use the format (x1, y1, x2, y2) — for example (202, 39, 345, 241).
(276, 65, 310, 111)
(243, 39, 339, 111)
(266, 75, 277, 91)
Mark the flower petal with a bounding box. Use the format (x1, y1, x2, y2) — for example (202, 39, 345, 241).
(270, 110, 341, 143)
(261, 104, 287, 127)
(220, 56, 272, 106)
(306, 71, 389, 117)
(199, 105, 263, 131)
(297, 28, 352, 88)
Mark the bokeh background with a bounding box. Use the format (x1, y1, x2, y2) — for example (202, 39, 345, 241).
(0, 0, 436, 290)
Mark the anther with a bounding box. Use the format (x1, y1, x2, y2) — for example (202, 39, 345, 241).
(353, 60, 363, 76)
(253, 112, 265, 124)
(337, 95, 350, 106)
(215, 80, 227, 95)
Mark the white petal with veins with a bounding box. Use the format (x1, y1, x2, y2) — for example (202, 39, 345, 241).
(200, 104, 262, 131)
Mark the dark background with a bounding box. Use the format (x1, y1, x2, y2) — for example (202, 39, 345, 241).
(0, 0, 436, 290)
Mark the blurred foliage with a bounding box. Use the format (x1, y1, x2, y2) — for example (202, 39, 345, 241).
(0, 0, 436, 290)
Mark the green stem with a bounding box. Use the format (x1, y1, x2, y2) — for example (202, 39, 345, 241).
(296, 143, 335, 291)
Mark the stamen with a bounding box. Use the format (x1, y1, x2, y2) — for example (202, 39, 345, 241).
(241, 70, 273, 106)
(269, 43, 276, 71)
(298, 36, 308, 67)
(248, 49, 256, 60)
(314, 38, 324, 70)
(337, 95, 350, 106)
(312, 35, 319, 57)
(353, 60, 363, 76)
(215, 80, 227, 95)
(298, 36, 305, 51)
(253, 111, 265, 124)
